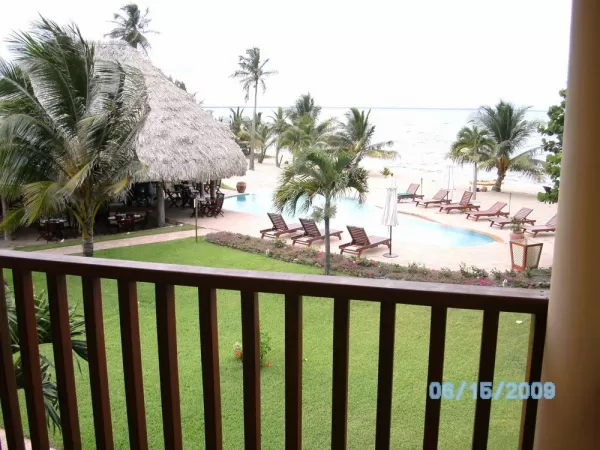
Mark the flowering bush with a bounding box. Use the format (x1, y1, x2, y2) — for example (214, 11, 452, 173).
(204, 232, 550, 289)
(233, 327, 272, 368)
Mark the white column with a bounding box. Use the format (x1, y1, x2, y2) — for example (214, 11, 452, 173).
(157, 182, 165, 227)
(534, 1, 600, 448)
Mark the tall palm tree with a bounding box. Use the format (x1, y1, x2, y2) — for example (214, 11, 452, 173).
(447, 124, 494, 199)
(273, 149, 369, 275)
(333, 108, 395, 162)
(476, 101, 543, 192)
(0, 18, 148, 257)
(231, 48, 277, 170)
(105, 3, 158, 54)
(269, 107, 290, 167)
(280, 115, 336, 158)
(287, 93, 321, 122)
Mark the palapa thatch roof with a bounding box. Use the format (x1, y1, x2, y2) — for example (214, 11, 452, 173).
(96, 41, 247, 183)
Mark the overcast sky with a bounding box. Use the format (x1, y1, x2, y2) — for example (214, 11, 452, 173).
(1, 0, 572, 111)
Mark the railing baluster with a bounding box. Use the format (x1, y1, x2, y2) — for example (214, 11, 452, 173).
(240, 290, 261, 450)
(118, 280, 148, 449)
(331, 298, 351, 450)
(518, 312, 547, 450)
(423, 306, 448, 449)
(82, 277, 114, 450)
(0, 271, 25, 450)
(47, 273, 81, 449)
(375, 302, 397, 450)
(285, 294, 303, 450)
(12, 269, 49, 449)
(199, 287, 223, 450)
(155, 283, 183, 450)
(472, 309, 500, 449)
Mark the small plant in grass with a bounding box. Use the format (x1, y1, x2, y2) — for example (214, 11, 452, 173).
(440, 267, 453, 278)
(408, 262, 429, 275)
(233, 327, 272, 367)
(272, 238, 286, 248)
(491, 268, 503, 281)
(525, 268, 533, 278)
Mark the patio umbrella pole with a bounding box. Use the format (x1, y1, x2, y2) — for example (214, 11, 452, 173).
(383, 225, 398, 258)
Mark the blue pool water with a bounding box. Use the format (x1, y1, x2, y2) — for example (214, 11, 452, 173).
(224, 192, 495, 247)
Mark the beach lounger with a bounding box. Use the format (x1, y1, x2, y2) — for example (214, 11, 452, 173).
(489, 208, 535, 229)
(415, 189, 450, 208)
(524, 214, 557, 237)
(291, 218, 343, 247)
(260, 213, 303, 239)
(466, 202, 508, 221)
(339, 226, 391, 257)
(397, 183, 424, 202)
(439, 191, 479, 213)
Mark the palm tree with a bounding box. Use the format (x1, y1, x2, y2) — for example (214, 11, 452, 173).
(287, 93, 321, 122)
(269, 107, 290, 167)
(4, 284, 87, 431)
(476, 101, 543, 192)
(333, 108, 395, 162)
(273, 149, 369, 275)
(447, 124, 494, 199)
(105, 3, 158, 54)
(229, 107, 251, 153)
(0, 19, 148, 257)
(231, 48, 277, 170)
(280, 115, 336, 159)
(255, 122, 275, 164)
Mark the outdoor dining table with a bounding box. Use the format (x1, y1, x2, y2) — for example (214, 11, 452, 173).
(38, 218, 67, 242)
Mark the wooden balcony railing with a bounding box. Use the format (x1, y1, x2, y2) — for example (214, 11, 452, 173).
(0, 250, 549, 450)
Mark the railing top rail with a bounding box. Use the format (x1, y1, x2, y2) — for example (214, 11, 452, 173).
(0, 251, 549, 314)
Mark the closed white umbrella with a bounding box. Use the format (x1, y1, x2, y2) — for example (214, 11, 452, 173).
(381, 177, 399, 258)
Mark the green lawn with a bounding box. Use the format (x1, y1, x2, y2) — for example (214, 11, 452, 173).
(11, 238, 531, 449)
(14, 224, 196, 252)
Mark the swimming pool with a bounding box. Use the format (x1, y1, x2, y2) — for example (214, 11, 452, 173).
(224, 192, 495, 247)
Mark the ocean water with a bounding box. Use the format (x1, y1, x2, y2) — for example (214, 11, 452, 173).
(212, 106, 549, 192)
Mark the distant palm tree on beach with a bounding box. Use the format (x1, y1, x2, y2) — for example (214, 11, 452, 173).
(287, 93, 322, 122)
(447, 124, 494, 199)
(269, 107, 290, 167)
(105, 3, 158, 54)
(476, 101, 543, 192)
(333, 108, 395, 162)
(231, 48, 278, 170)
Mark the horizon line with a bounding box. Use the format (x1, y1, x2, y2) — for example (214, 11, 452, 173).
(203, 105, 546, 113)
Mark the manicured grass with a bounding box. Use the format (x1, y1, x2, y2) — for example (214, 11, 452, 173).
(14, 224, 196, 252)
(11, 238, 530, 449)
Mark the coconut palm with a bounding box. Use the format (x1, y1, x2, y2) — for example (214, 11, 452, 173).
(447, 124, 494, 199)
(0, 19, 148, 257)
(269, 107, 290, 167)
(476, 101, 543, 192)
(255, 122, 275, 164)
(273, 149, 369, 275)
(287, 93, 321, 122)
(229, 107, 251, 153)
(4, 284, 87, 431)
(280, 115, 336, 159)
(333, 108, 395, 162)
(231, 48, 277, 170)
(105, 3, 158, 54)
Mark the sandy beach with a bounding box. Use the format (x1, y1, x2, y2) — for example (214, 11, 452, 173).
(213, 153, 558, 271)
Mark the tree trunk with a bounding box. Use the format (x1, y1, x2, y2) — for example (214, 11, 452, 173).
(249, 85, 257, 171)
(472, 163, 478, 200)
(1, 196, 10, 241)
(157, 183, 165, 227)
(81, 221, 94, 257)
(493, 169, 505, 192)
(275, 147, 281, 168)
(324, 198, 331, 276)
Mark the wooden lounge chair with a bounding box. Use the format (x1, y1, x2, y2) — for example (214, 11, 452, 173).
(260, 213, 303, 239)
(339, 226, 390, 257)
(291, 218, 343, 247)
(439, 191, 479, 214)
(415, 189, 450, 208)
(466, 202, 508, 221)
(524, 214, 557, 237)
(397, 183, 424, 202)
(489, 208, 535, 229)
(163, 185, 182, 208)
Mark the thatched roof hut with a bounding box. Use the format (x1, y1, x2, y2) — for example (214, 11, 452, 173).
(96, 41, 246, 183)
